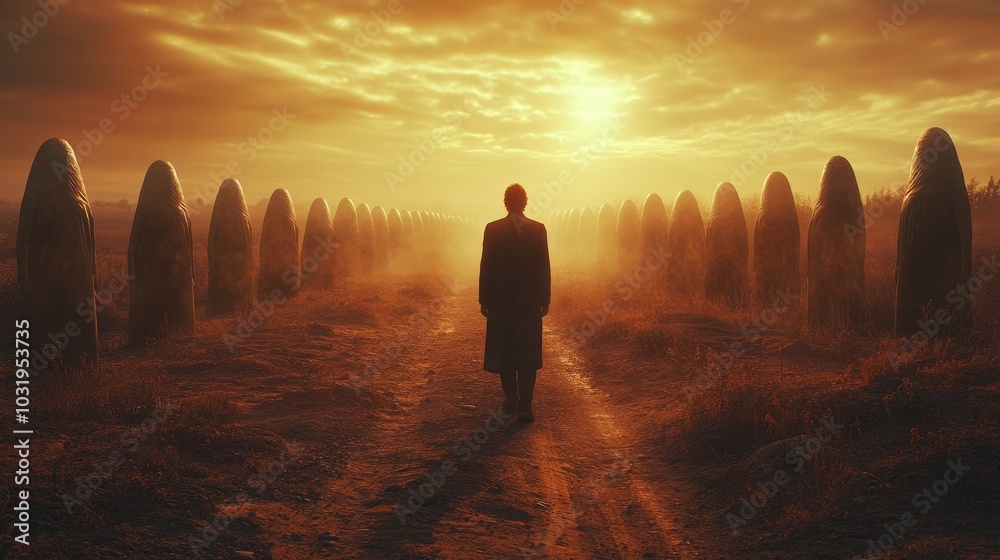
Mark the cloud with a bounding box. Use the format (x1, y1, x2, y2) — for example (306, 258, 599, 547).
(0, 0, 997, 221)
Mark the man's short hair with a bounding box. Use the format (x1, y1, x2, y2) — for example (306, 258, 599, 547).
(504, 183, 528, 213)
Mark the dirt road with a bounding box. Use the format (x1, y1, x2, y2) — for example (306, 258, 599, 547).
(248, 281, 711, 559)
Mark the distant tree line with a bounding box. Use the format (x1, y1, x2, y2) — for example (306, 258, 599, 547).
(968, 176, 1000, 213)
(865, 176, 1000, 219)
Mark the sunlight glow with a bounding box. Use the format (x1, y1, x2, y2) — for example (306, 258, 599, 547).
(623, 9, 654, 24)
(570, 83, 619, 122)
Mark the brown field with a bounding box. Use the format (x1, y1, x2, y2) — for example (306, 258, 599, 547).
(0, 186, 998, 559)
(550, 189, 1000, 559)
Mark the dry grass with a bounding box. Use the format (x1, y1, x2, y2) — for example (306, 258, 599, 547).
(0, 202, 468, 558)
(34, 362, 168, 423)
(1, 188, 997, 556)
(550, 196, 1000, 558)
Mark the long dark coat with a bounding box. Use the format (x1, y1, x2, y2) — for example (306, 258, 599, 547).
(479, 214, 551, 374)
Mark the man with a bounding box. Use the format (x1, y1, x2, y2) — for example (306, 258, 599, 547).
(479, 183, 551, 423)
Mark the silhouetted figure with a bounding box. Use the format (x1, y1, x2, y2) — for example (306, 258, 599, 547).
(17, 138, 99, 369)
(705, 182, 750, 308)
(894, 127, 972, 336)
(480, 184, 551, 423)
(128, 161, 195, 347)
(333, 198, 359, 276)
(667, 190, 706, 295)
(639, 193, 669, 259)
(753, 172, 800, 303)
(617, 199, 641, 269)
(411, 210, 425, 243)
(387, 208, 404, 256)
(564, 208, 580, 259)
(301, 198, 336, 289)
(596, 202, 617, 262)
(372, 206, 390, 268)
(808, 156, 865, 329)
(357, 203, 376, 272)
(258, 188, 300, 299)
(555, 209, 567, 242)
(421, 210, 435, 246)
(207, 179, 255, 317)
(578, 207, 598, 265)
(401, 209, 414, 238)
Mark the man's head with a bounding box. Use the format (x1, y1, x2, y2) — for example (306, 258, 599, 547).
(504, 183, 528, 214)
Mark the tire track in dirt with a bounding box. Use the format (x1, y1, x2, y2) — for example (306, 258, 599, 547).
(503, 327, 708, 560)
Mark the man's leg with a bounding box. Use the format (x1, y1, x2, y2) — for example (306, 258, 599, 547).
(517, 369, 536, 405)
(500, 370, 518, 412)
(516, 369, 536, 422)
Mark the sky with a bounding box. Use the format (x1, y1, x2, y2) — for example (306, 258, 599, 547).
(1, 0, 997, 223)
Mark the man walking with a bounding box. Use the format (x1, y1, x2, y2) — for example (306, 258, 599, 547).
(479, 183, 551, 423)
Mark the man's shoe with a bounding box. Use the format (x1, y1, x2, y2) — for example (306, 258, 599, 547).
(502, 398, 518, 413)
(517, 403, 534, 423)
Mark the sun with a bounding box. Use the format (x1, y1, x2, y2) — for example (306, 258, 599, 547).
(552, 59, 626, 126)
(570, 83, 620, 123)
